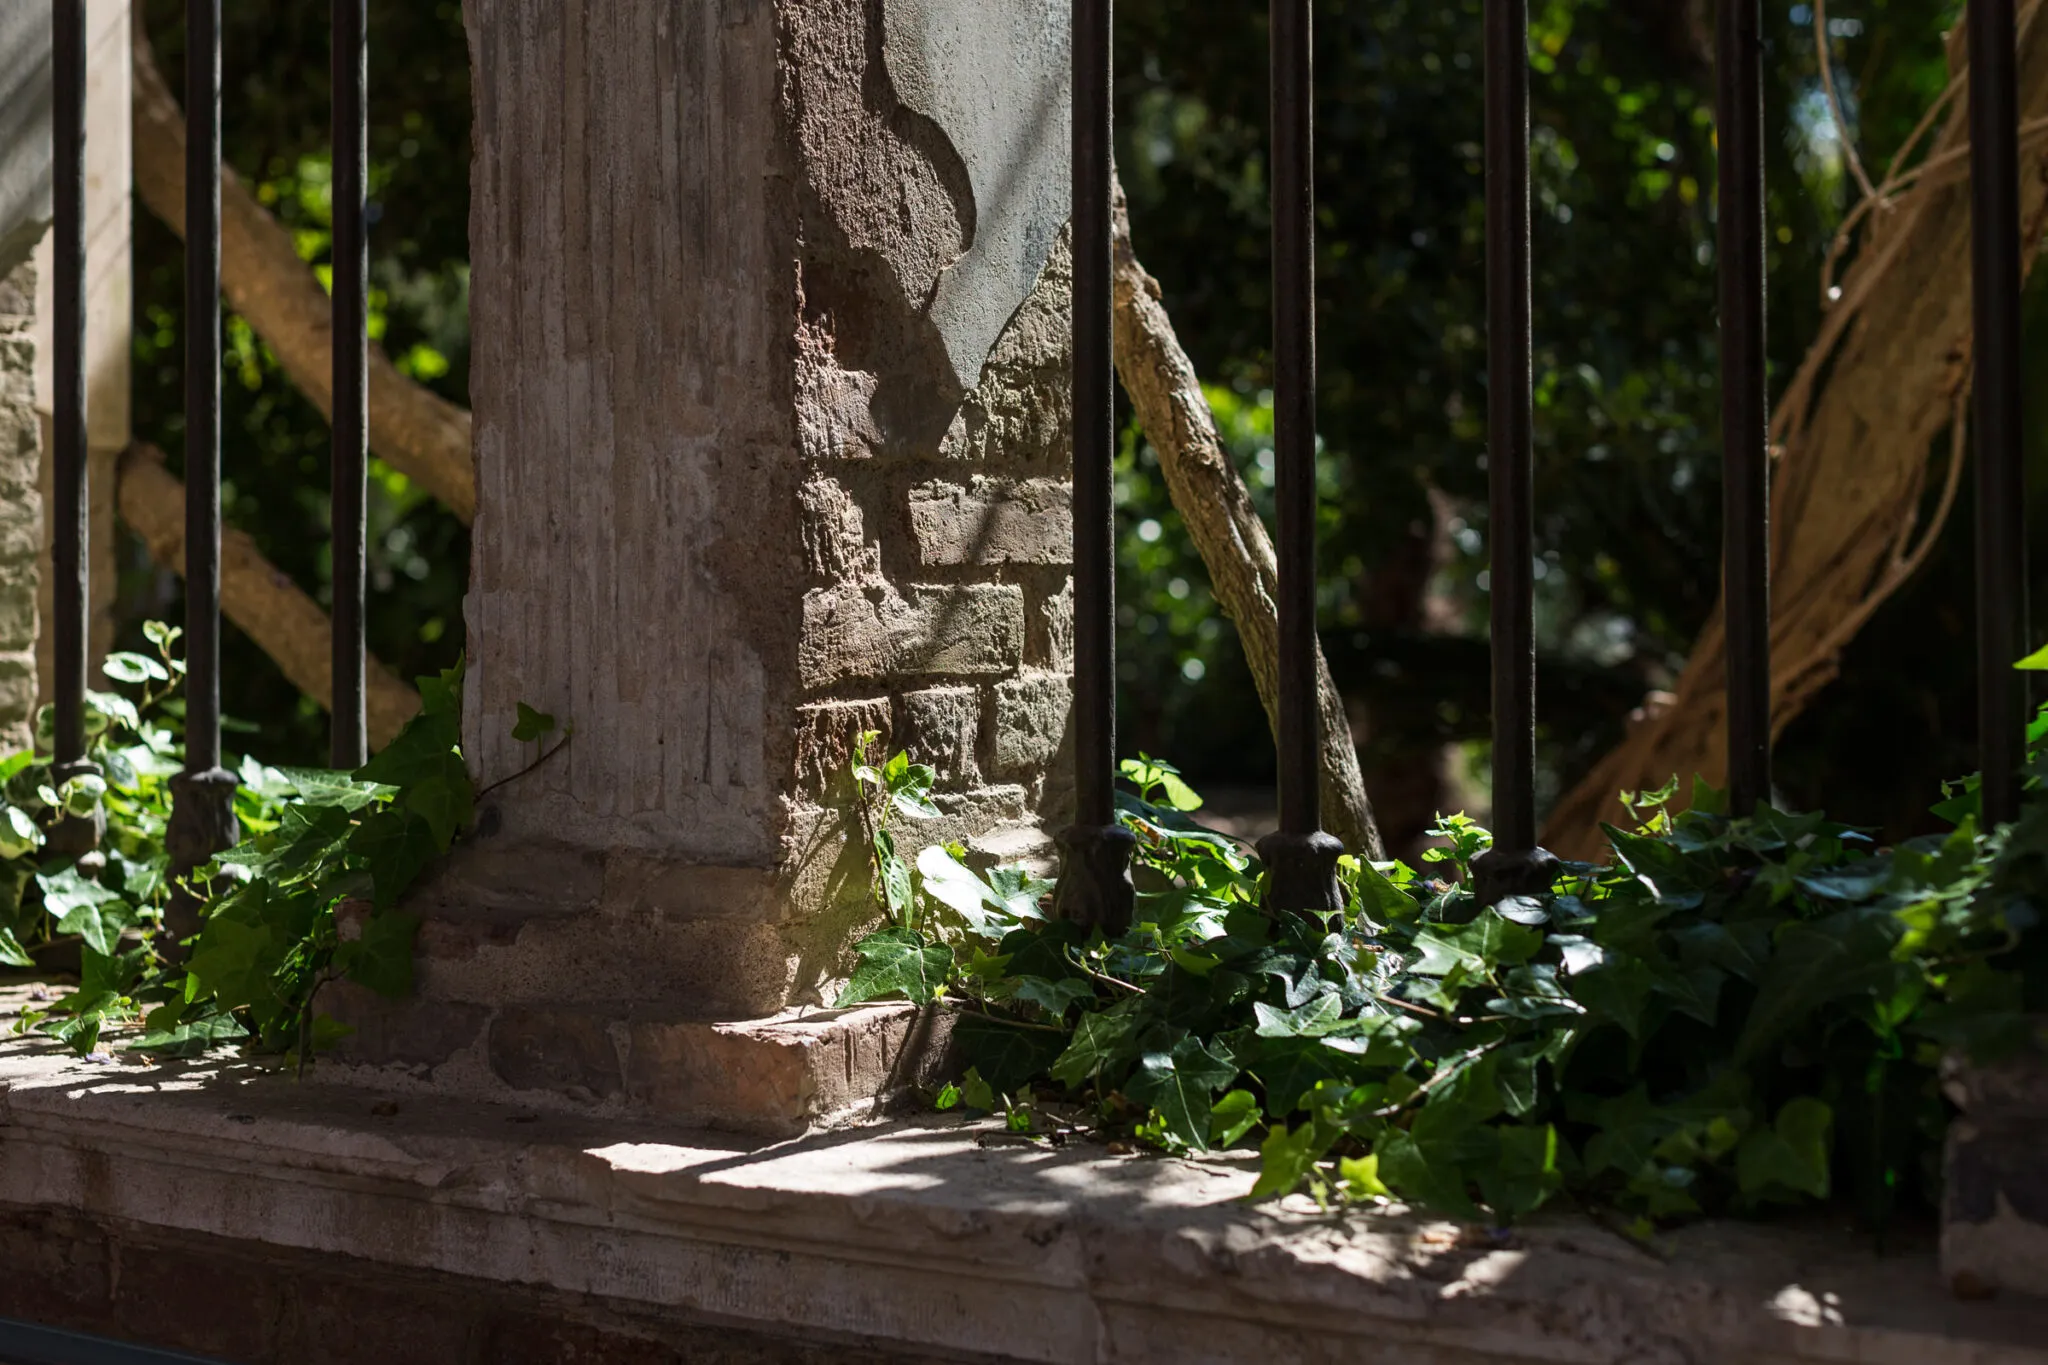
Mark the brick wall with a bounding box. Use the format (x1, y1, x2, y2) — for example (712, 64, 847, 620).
(788, 233, 1077, 837)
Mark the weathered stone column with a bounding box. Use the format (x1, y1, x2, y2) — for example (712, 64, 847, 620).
(335, 0, 1076, 1131)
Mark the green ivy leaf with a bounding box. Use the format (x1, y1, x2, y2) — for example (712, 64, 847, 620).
(355, 710, 460, 789)
(1480, 1123, 1562, 1220)
(1736, 1097, 1832, 1200)
(335, 910, 421, 998)
(348, 809, 441, 909)
(1375, 1120, 1484, 1221)
(405, 752, 476, 849)
(1007, 975, 1096, 1019)
(1734, 911, 1907, 1063)
(511, 702, 558, 742)
(1568, 955, 1655, 1038)
(1209, 1088, 1262, 1147)
(1252, 993, 1343, 1038)
(0, 924, 32, 967)
(836, 927, 952, 1007)
(1123, 1035, 1238, 1149)
(128, 1014, 246, 1059)
(1049, 1008, 1143, 1088)
(55, 903, 127, 960)
(274, 767, 391, 813)
(954, 1018, 1068, 1095)
(1244, 1034, 1356, 1115)
(1251, 1118, 1332, 1200)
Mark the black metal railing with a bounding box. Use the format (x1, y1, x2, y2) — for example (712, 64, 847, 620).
(34, 5, 2032, 922)
(1054, 0, 2032, 916)
(47, 2, 371, 945)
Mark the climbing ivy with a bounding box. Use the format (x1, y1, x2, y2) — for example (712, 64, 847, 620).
(847, 750, 2035, 1231)
(0, 626, 477, 1063)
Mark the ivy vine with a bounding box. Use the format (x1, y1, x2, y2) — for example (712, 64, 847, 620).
(845, 749, 2037, 1231)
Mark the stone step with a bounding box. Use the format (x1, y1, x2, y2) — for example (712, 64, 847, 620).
(319, 985, 954, 1139)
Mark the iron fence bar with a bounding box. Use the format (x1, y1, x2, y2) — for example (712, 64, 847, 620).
(165, 0, 239, 951)
(1482, 0, 1535, 854)
(1971, 0, 2027, 829)
(1053, 0, 1135, 933)
(49, 0, 98, 844)
(331, 0, 369, 770)
(1473, 0, 1558, 904)
(1719, 0, 1771, 816)
(1257, 0, 1342, 912)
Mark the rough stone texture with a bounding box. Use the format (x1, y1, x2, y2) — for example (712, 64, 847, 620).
(993, 671, 1072, 780)
(0, 259, 37, 753)
(799, 583, 1025, 689)
(1942, 1031, 2048, 1298)
(894, 685, 980, 786)
(3, 1022, 2046, 1365)
(31, 0, 130, 704)
(434, 0, 1078, 1106)
(909, 476, 1073, 565)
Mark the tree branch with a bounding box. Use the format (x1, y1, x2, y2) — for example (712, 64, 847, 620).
(129, 15, 476, 523)
(117, 443, 421, 750)
(1110, 177, 1384, 859)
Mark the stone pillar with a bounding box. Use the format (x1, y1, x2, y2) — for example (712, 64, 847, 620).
(332, 0, 1075, 1131)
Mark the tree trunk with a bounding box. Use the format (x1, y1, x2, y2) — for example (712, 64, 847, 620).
(1543, 13, 2048, 858)
(1111, 181, 1385, 859)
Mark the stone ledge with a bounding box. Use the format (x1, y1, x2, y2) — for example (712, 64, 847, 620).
(322, 990, 953, 1137)
(1, 1033, 2044, 1365)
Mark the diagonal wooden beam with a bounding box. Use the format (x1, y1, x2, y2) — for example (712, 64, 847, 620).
(117, 443, 421, 751)
(129, 15, 475, 523)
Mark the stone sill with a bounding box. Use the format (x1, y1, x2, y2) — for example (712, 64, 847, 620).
(1, 1038, 2045, 1365)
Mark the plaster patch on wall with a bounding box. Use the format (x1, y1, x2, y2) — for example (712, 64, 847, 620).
(882, 0, 1070, 396)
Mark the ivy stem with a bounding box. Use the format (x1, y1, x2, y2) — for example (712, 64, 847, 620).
(1062, 948, 1143, 995)
(473, 733, 573, 803)
(935, 999, 1071, 1034)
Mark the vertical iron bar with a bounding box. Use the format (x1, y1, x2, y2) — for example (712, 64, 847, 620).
(184, 0, 223, 779)
(1256, 0, 1342, 913)
(166, 0, 239, 951)
(1484, 0, 1535, 853)
(1473, 0, 1558, 904)
(50, 1, 88, 772)
(1720, 0, 1771, 815)
(1971, 0, 2026, 829)
(331, 0, 368, 770)
(1053, 0, 1135, 933)
(48, 0, 101, 856)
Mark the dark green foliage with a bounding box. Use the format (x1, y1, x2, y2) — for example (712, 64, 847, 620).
(1, 635, 481, 1063)
(842, 746, 2035, 1230)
